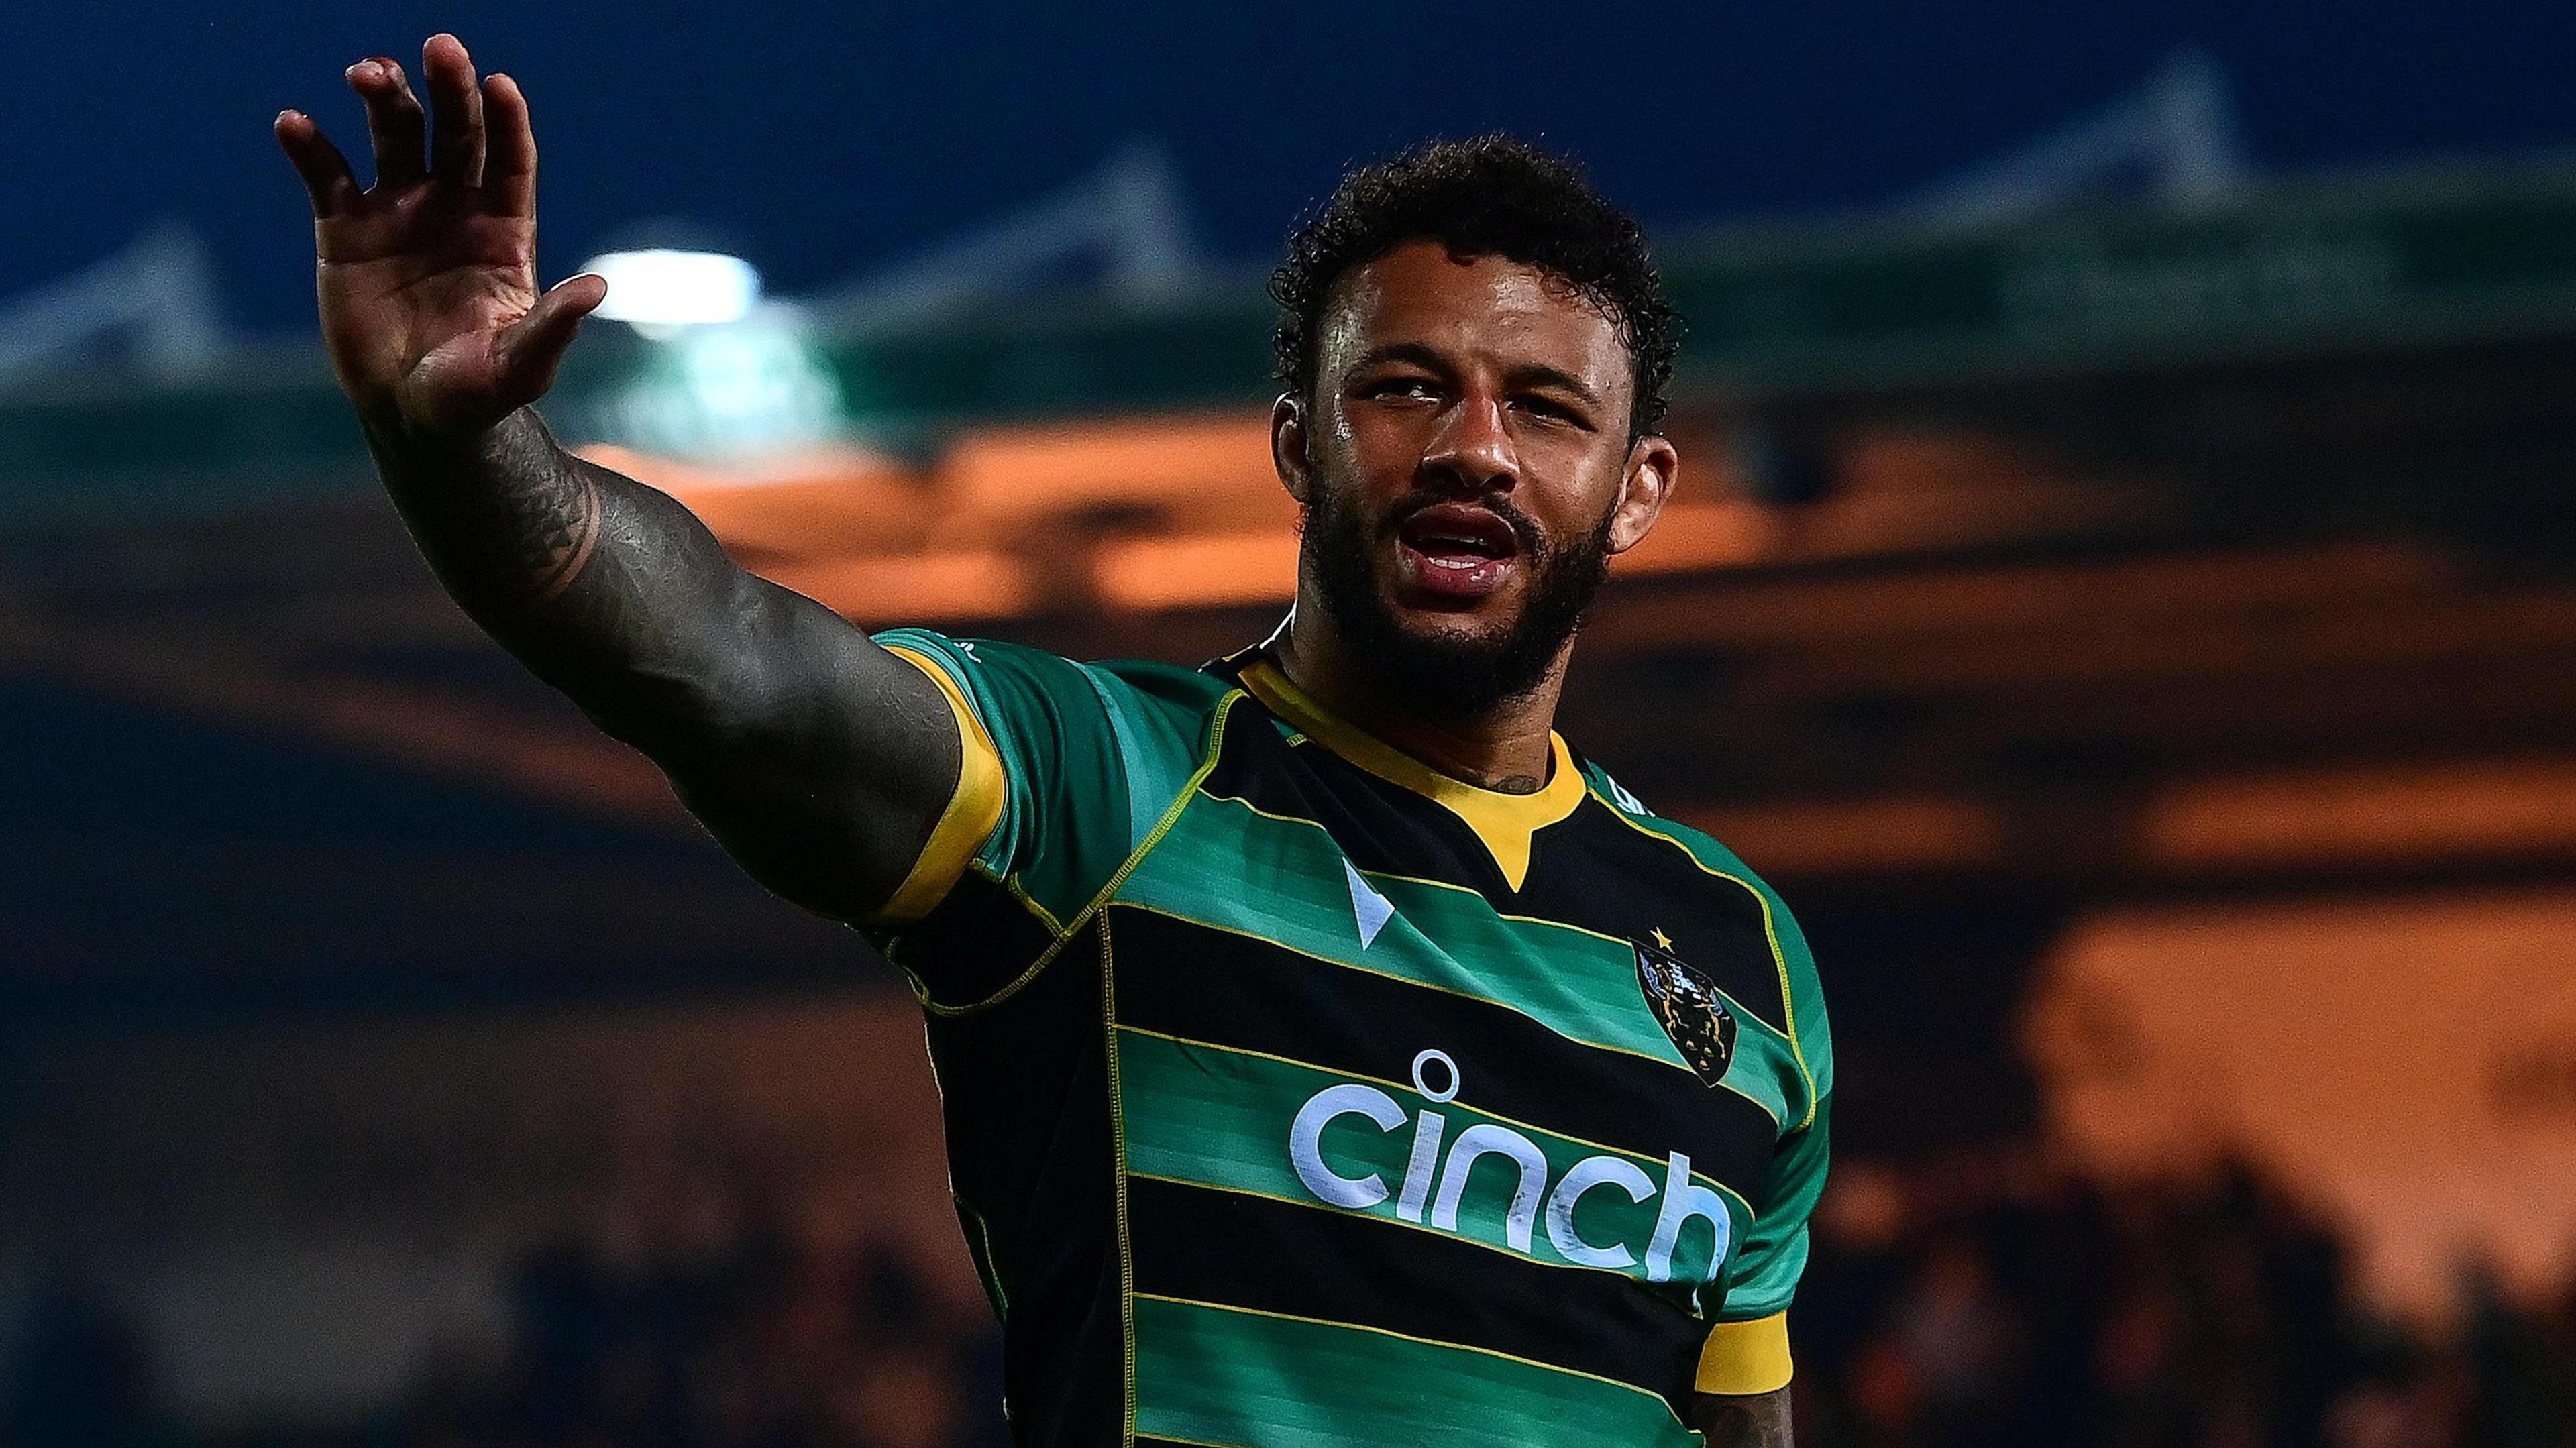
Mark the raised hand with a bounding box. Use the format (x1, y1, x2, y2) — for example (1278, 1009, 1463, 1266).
(274, 34, 606, 449)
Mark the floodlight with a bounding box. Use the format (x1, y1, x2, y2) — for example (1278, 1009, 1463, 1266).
(579, 249, 761, 328)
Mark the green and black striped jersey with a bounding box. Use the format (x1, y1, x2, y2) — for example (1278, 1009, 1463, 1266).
(866, 629, 1832, 1448)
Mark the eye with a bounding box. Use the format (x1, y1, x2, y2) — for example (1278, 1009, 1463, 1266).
(1358, 374, 1439, 403)
(1513, 394, 1589, 429)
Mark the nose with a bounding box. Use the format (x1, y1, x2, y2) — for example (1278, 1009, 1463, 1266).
(1419, 391, 1519, 495)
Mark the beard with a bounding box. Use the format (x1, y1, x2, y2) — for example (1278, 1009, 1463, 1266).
(1301, 482, 1615, 719)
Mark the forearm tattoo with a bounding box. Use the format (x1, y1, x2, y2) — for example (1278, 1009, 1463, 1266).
(412, 408, 608, 613)
(366, 407, 755, 732)
(362, 404, 962, 920)
(374, 410, 665, 628)
(523, 461, 602, 605)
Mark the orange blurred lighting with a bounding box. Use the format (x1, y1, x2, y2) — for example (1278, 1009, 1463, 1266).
(576, 443, 937, 559)
(1618, 502, 1777, 575)
(937, 412, 1289, 537)
(2139, 759, 2576, 869)
(1096, 532, 1300, 612)
(1680, 795, 2007, 876)
(763, 551, 1036, 624)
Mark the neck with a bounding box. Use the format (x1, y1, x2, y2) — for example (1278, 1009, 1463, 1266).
(1266, 596, 1570, 794)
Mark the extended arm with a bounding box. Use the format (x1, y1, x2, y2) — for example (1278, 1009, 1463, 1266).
(277, 36, 959, 921)
(1692, 1388, 1792, 1447)
(380, 411, 961, 919)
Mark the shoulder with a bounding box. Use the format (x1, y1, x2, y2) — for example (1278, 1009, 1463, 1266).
(1573, 759, 1778, 898)
(1574, 755, 1833, 1097)
(875, 630, 1244, 850)
(1089, 655, 1242, 730)
(866, 634, 1246, 943)
(874, 631, 1234, 745)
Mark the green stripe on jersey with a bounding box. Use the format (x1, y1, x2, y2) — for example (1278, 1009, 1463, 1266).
(1118, 791, 1801, 1125)
(1116, 1027, 1743, 1288)
(1132, 1294, 1700, 1448)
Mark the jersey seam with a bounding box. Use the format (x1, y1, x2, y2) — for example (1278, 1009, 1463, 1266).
(918, 692, 1244, 1019)
(1104, 912, 1138, 1448)
(1595, 803, 1820, 1133)
(1077, 662, 1159, 854)
(955, 1192, 1010, 1321)
(953, 857, 1072, 940)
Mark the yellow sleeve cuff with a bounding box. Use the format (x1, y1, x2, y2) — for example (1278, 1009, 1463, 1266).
(875, 646, 1007, 922)
(1695, 1311, 1793, 1396)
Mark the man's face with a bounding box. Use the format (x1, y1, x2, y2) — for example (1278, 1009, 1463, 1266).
(1277, 241, 1674, 713)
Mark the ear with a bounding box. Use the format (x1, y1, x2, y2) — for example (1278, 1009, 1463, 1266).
(1271, 392, 1313, 506)
(1606, 433, 1678, 555)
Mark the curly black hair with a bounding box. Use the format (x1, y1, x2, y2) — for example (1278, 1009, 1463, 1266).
(1269, 135, 1682, 441)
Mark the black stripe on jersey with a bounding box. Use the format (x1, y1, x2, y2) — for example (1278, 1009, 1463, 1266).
(1205, 699, 1792, 1037)
(1515, 799, 1792, 1036)
(885, 868, 1063, 1010)
(918, 915, 1126, 1448)
(1205, 704, 1517, 897)
(1126, 1174, 1704, 1419)
(1107, 905, 1776, 1192)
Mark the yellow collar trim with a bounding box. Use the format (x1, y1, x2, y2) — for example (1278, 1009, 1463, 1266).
(1237, 657, 1584, 891)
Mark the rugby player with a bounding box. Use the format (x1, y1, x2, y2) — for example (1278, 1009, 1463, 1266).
(276, 34, 1830, 1447)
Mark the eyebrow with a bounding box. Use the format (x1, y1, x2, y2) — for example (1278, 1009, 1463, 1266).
(1348, 343, 1606, 410)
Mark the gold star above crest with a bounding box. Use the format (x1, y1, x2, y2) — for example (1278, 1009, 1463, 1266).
(1650, 926, 1673, 951)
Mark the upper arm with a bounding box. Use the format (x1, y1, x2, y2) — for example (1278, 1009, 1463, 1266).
(633, 575, 972, 924)
(431, 439, 974, 923)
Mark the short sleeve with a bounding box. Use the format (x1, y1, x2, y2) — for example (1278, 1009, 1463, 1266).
(1699, 882, 1832, 1395)
(1693, 1099, 1829, 1396)
(868, 628, 1140, 934)
(1723, 1093, 1831, 1321)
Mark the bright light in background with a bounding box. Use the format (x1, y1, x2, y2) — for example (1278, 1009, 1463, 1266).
(580, 313, 847, 459)
(551, 247, 843, 458)
(580, 249, 761, 329)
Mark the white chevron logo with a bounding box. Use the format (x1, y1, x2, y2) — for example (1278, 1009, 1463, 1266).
(1343, 858, 1394, 949)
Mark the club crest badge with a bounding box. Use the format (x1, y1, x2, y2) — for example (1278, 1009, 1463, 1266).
(1634, 935, 1737, 1087)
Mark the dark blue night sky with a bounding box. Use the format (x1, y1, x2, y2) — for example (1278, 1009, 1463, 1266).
(11, 0, 2576, 335)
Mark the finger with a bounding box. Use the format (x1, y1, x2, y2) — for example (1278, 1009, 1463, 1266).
(274, 110, 362, 219)
(482, 72, 537, 218)
(494, 274, 608, 404)
(422, 32, 486, 187)
(346, 56, 427, 190)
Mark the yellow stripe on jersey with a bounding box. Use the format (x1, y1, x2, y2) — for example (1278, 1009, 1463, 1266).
(877, 645, 1007, 922)
(1695, 1311, 1793, 1396)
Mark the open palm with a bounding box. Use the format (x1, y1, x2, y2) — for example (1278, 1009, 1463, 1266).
(275, 34, 604, 448)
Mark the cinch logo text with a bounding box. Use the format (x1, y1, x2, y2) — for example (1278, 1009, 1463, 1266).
(1286, 1049, 1729, 1284)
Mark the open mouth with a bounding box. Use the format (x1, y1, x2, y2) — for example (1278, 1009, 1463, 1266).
(1393, 503, 1523, 600)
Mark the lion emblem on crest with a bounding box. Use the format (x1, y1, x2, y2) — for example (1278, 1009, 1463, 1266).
(1634, 938, 1739, 1087)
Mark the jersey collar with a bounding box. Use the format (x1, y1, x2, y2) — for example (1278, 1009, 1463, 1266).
(1234, 653, 1585, 891)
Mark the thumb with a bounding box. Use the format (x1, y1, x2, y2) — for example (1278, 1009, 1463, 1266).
(493, 273, 608, 406)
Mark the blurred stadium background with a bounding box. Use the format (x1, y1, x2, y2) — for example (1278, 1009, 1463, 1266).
(9, 3, 2576, 1445)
